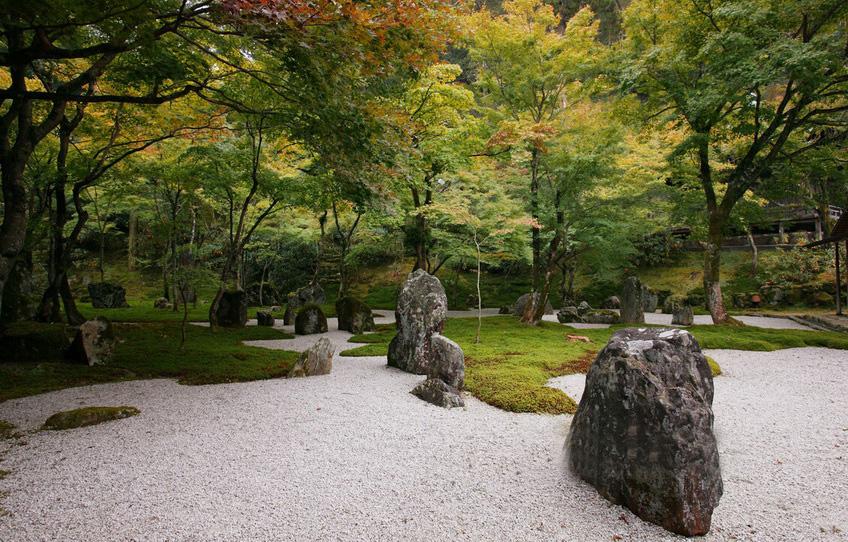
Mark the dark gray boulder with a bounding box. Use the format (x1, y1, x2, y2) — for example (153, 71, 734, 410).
(428, 333, 464, 389)
(284, 283, 326, 325)
(582, 309, 620, 324)
(512, 293, 553, 316)
(498, 306, 511, 315)
(153, 297, 170, 310)
(641, 284, 659, 313)
(288, 337, 334, 377)
(294, 305, 328, 335)
(336, 297, 375, 334)
(568, 328, 722, 536)
(557, 306, 581, 323)
(212, 290, 247, 328)
(411, 377, 464, 408)
(577, 301, 592, 315)
(65, 317, 116, 366)
(256, 311, 275, 326)
(672, 305, 694, 326)
(620, 277, 644, 324)
(387, 269, 447, 375)
(411, 334, 464, 408)
(662, 294, 685, 315)
(601, 296, 620, 309)
(87, 283, 129, 309)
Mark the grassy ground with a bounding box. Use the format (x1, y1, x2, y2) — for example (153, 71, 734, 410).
(0, 323, 299, 402)
(341, 316, 848, 414)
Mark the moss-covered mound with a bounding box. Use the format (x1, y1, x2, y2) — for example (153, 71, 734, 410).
(44, 406, 140, 430)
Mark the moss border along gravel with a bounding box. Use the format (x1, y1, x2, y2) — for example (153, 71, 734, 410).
(341, 316, 847, 414)
(0, 322, 299, 402)
(44, 406, 140, 430)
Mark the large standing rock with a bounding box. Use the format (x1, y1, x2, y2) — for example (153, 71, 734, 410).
(336, 297, 376, 334)
(620, 277, 644, 324)
(411, 334, 464, 408)
(672, 305, 694, 326)
(284, 283, 326, 325)
(512, 293, 553, 316)
(641, 284, 659, 313)
(256, 311, 275, 326)
(387, 269, 447, 375)
(65, 317, 116, 366)
(288, 337, 334, 377)
(568, 328, 722, 536)
(295, 305, 328, 335)
(212, 290, 247, 328)
(87, 283, 129, 309)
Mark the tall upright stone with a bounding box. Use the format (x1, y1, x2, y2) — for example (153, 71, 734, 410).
(387, 269, 448, 375)
(620, 276, 644, 324)
(568, 328, 722, 536)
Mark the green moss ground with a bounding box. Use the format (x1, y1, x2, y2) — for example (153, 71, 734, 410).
(0, 323, 299, 402)
(44, 406, 140, 430)
(341, 316, 848, 414)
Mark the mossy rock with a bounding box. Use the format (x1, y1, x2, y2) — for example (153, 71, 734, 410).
(44, 406, 140, 430)
(294, 304, 328, 335)
(705, 356, 722, 377)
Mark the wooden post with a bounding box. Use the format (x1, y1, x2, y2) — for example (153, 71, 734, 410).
(837, 241, 843, 316)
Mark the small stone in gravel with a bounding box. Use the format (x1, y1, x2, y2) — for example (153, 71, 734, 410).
(411, 378, 464, 408)
(256, 311, 275, 326)
(288, 337, 334, 377)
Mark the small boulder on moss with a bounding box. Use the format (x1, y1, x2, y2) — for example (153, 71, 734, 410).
(44, 406, 140, 430)
(295, 304, 328, 335)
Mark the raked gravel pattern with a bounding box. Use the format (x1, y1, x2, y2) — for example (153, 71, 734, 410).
(0, 318, 845, 541)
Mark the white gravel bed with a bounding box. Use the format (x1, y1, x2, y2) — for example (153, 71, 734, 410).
(1, 322, 845, 540)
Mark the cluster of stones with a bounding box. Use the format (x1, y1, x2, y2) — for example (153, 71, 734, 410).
(557, 301, 620, 324)
(568, 327, 723, 536)
(284, 283, 326, 325)
(388, 270, 465, 408)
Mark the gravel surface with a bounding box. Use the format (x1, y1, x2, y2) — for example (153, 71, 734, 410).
(1, 322, 845, 541)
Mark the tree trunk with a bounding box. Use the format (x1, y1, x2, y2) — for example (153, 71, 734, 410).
(475, 234, 482, 344)
(259, 261, 269, 306)
(530, 148, 540, 290)
(704, 219, 731, 324)
(128, 211, 138, 271)
(60, 274, 85, 325)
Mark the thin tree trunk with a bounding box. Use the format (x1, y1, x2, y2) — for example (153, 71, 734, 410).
(746, 228, 758, 275)
(475, 234, 482, 344)
(530, 148, 540, 290)
(128, 211, 137, 271)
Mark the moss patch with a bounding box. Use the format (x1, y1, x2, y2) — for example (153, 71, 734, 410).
(341, 315, 846, 414)
(0, 420, 16, 439)
(706, 356, 722, 376)
(0, 322, 299, 402)
(44, 406, 140, 430)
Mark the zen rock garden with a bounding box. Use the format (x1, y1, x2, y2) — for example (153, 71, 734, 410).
(2, 1, 847, 540)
